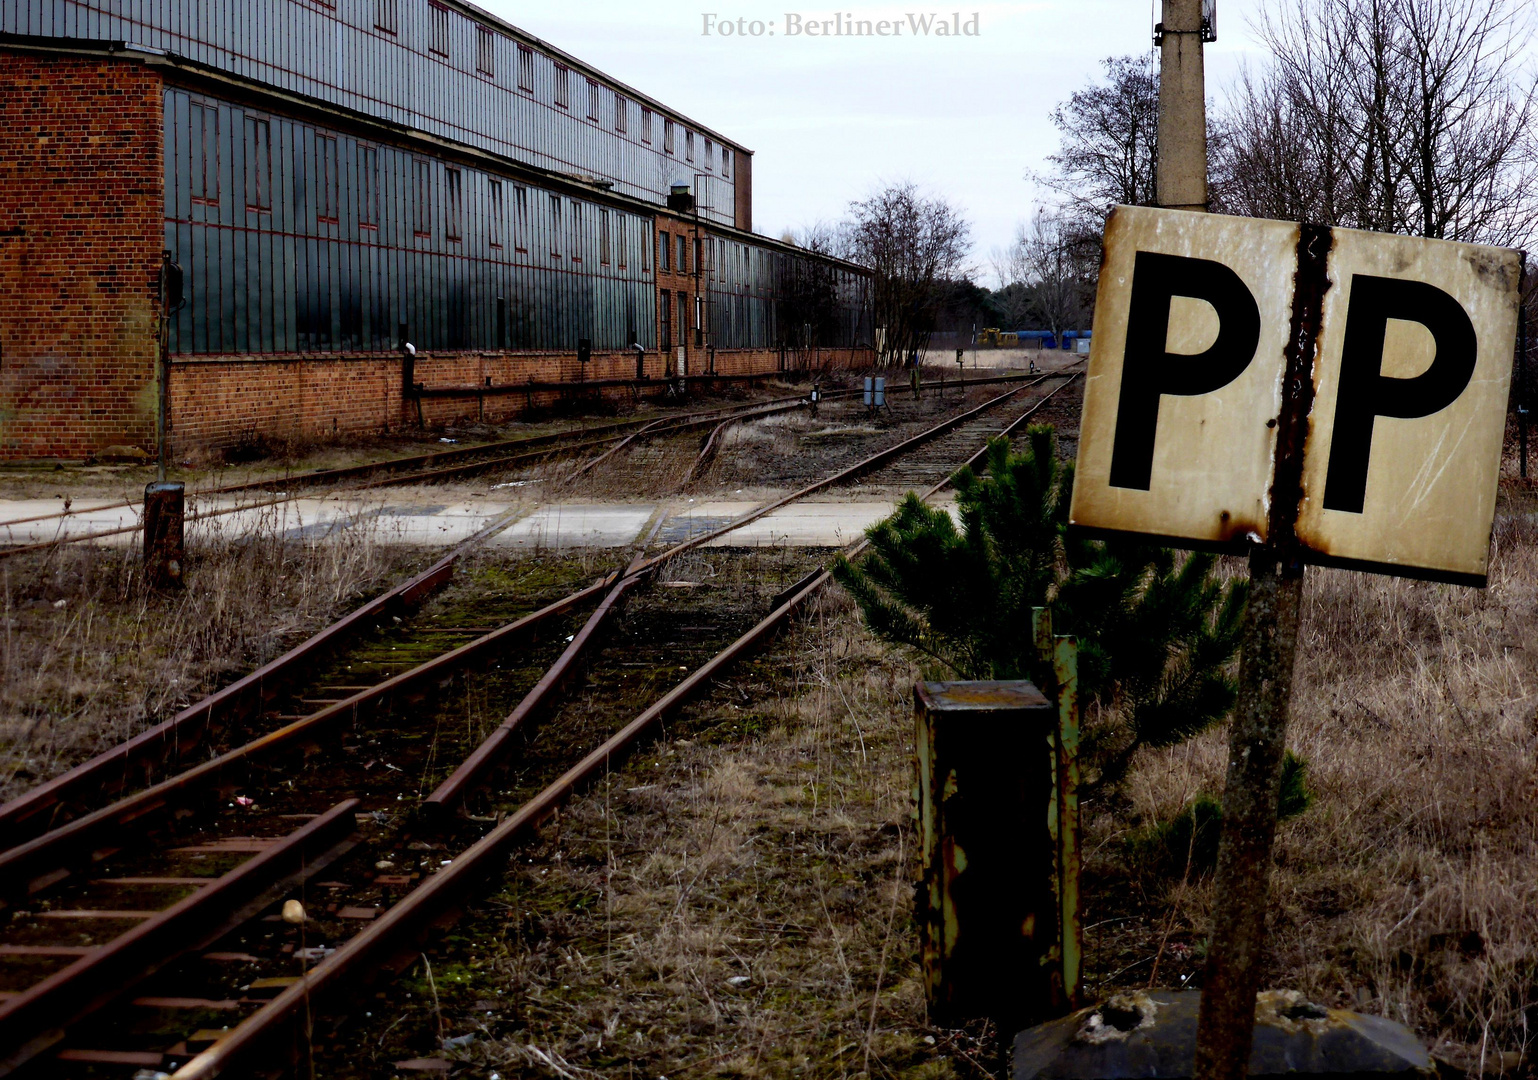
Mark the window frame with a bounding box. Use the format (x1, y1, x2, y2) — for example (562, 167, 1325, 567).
(517, 44, 535, 92)
(444, 166, 463, 242)
(476, 25, 495, 77)
(413, 158, 433, 238)
(428, 2, 450, 56)
(513, 184, 529, 253)
(373, 0, 397, 34)
(243, 115, 271, 213)
(488, 178, 504, 249)
(356, 144, 378, 229)
(553, 64, 570, 109)
(314, 133, 339, 225)
(189, 102, 219, 209)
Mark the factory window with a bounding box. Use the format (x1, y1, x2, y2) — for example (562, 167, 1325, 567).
(517, 45, 534, 92)
(660, 289, 672, 350)
(243, 117, 270, 212)
(693, 236, 702, 274)
(616, 212, 627, 268)
(476, 26, 494, 76)
(641, 108, 653, 144)
(488, 180, 503, 248)
(685, 130, 694, 163)
(599, 209, 611, 265)
(429, 2, 449, 56)
(357, 145, 378, 229)
(569, 200, 583, 263)
(444, 167, 462, 241)
(315, 134, 338, 224)
(679, 291, 690, 343)
(663, 119, 675, 155)
(721, 147, 731, 178)
(554, 65, 569, 108)
(374, 0, 396, 33)
(413, 159, 432, 237)
(587, 79, 600, 121)
(548, 194, 561, 257)
(703, 138, 713, 171)
(677, 234, 688, 274)
(640, 221, 648, 272)
(658, 230, 670, 272)
(513, 185, 528, 252)
(614, 93, 627, 133)
(189, 102, 218, 207)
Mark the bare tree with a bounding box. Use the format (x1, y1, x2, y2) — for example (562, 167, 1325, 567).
(1038, 55, 1161, 236)
(1213, 0, 1538, 247)
(842, 182, 971, 367)
(1022, 210, 1095, 342)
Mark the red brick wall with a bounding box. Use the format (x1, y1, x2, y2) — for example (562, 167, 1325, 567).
(0, 51, 164, 461)
(169, 345, 873, 451)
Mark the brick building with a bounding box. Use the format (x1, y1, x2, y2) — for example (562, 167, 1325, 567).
(0, 1, 874, 460)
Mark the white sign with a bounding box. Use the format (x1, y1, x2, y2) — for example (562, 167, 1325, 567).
(1070, 205, 1520, 585)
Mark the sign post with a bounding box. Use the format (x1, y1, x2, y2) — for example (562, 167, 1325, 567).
(1072, 205, 1520, 1080)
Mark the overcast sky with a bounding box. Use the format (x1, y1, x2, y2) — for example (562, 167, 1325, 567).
(479, 3, 1277, 281)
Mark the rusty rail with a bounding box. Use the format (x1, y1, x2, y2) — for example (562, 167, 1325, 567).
(423, 571, 647, 815)
(0, 392, 843, 555)
(0, 577, 613, 902)
(0, 798, 358, 1075)
(18, 370, 1084, 1078)
(168, 375, 1084, 1079)
(0, 508, 528, 844)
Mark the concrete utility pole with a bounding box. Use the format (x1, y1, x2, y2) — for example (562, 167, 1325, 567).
(1155, 0, 1208, 212)
(1155, 5, 1308, 1080)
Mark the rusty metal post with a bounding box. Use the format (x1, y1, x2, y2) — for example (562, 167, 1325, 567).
(143, 481, 185, 589)
(1053, 636, 1082, 1008)
(1519, 252, 1528, 480)
(1155, 0, 1209, 212)
(1193, 226, 1332, 1080)
(1033, 608, 1082, 1011)
(915, 680, 1060, 1031)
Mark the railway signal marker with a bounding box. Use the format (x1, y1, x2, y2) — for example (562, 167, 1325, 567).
(1069, 203, 1520, 1080)
(1072, 204, 1520, 584)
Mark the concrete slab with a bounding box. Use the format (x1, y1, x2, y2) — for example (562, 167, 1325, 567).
(703, 502, 896, 548)
(490, 504, 658, 549)
(0, 496, 958, 551)
(655, 501, 759, 545)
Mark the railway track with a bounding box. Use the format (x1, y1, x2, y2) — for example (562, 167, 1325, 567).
(0, 389, 842, 560)
(0, 371, 1057, 559)
(0, 371, 1080, 1077)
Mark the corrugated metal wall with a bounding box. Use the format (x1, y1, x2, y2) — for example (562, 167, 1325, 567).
(6, 0, 740, 225)
(699, 236, 873, 349)
(164, 87, 657, 354)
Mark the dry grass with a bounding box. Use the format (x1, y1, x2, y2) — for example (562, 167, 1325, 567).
(0, 505, 418, 801)
(1106, 501, 1538, 1072)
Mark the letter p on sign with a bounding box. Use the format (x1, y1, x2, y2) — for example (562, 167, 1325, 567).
(1071, 206, 1520, 585)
